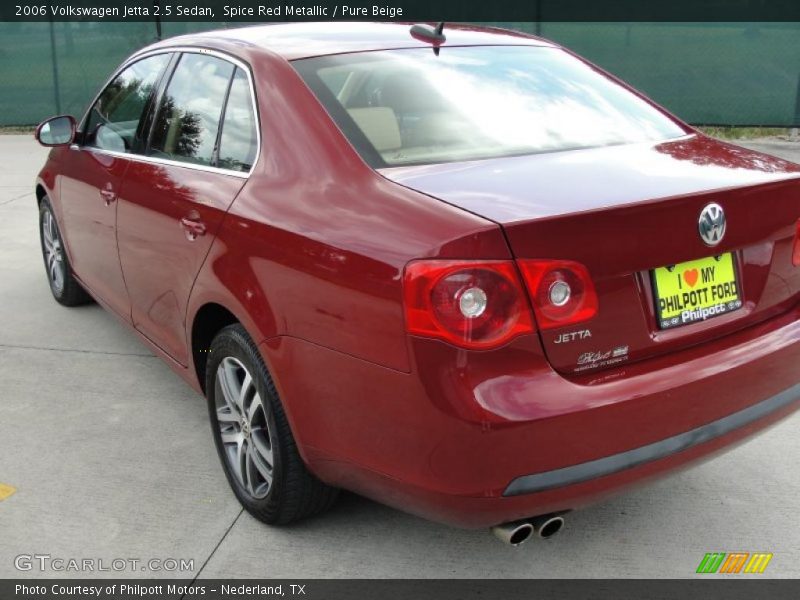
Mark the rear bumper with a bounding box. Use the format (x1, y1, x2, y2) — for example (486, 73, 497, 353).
(504, 381, 800, 496)
(263, 307, 800, 528)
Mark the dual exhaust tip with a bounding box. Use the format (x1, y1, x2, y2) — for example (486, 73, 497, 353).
(491, 514, 565, 546)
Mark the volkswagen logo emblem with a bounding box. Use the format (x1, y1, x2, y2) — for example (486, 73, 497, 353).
(698, 203, 726, 246)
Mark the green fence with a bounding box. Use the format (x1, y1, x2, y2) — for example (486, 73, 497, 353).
(1, 21, 799, 127)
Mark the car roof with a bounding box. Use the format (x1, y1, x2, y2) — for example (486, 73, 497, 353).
(153, 22, 556, 61)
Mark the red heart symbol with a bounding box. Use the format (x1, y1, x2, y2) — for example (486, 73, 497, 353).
(683, 268, 699, 287)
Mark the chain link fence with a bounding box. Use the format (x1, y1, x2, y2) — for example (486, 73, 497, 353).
(1, 21, 799, 127)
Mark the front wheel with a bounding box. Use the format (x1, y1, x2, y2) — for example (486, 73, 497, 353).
(206, 324, 339, 524)
(38, 197, 91, 306)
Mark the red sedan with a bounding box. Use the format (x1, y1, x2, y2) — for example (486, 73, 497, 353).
(34, 23, 800, 545)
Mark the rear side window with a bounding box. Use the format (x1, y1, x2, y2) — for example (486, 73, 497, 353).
(84, 54, 170, 153)
(217, 69, 258, 172)
(149, 53, 234, 166)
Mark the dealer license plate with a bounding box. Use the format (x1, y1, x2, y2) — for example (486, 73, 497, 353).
(652, 253, 742, 329)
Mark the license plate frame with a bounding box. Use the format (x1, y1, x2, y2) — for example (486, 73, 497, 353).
(651, 253, 743, 330)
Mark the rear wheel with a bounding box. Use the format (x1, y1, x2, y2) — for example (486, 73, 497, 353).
(206, 324, 338, 524)
(38, 197, 91, 306)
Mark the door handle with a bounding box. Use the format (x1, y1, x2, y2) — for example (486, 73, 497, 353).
(180, 216, 207, 241)
(99, 184, 117, 206)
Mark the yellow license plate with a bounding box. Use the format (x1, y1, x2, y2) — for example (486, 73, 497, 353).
(652, 253, 742, 329)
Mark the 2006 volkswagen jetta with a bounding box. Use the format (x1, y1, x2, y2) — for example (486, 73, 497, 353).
(33, 22, 800, 545)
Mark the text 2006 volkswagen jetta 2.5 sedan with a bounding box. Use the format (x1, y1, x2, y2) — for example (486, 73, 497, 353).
(34, 23, 800, 545)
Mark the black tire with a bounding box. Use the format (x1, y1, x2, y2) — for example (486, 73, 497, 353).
(38, 197, 92, 306)
(206, 324, 338, 524)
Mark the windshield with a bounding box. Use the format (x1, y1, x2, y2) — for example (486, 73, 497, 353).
(293, 46, 687, 167)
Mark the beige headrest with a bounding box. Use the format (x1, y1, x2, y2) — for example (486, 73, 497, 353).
(347, 107, 401, 152)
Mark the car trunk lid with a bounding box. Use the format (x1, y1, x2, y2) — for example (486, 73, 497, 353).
(381, 135, 800, 374)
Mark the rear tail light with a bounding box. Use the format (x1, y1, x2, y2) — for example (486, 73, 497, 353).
(792, 220, 800, 266)
(403, 260, 535, 349)
(517, 260, 598, 330)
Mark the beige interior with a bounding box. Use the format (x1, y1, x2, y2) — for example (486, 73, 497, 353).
(346, 107, 402, 152)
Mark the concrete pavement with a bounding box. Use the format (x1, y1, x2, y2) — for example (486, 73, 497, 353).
(1, 135, 799, 579)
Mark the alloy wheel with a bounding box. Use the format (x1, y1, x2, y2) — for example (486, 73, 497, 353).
(215, 357, 275, 499)
(42, 209, 65, 294)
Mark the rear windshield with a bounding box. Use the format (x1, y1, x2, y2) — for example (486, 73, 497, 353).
(293, 46, 687, 167)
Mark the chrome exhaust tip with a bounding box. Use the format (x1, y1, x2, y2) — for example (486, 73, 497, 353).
(491, 520, 535, 546)
(530, 514, 565, 539)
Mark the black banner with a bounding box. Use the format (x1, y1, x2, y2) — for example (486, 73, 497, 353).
(3, 580, 800, 600)
(3, 0, 800, 22)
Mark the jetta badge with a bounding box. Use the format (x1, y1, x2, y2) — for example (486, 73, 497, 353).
(698, 203, 726, 246)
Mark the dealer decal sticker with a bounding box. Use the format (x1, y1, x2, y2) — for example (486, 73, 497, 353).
(574, 345, 629, 371)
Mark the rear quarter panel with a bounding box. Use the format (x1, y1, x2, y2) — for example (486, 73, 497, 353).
(186, 44, 508, 377)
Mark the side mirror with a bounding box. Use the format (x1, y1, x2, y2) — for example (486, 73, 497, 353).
(35, 115, 76, 147)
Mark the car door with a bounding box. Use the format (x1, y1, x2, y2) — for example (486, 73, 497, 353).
(116, 52, 258, 365)
(57, 53, 172, 319)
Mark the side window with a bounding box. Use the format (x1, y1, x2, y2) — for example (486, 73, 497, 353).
(149, 53, 234, 166)
(84, 54, 170, 153)
(217, 69, 258, 172)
